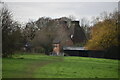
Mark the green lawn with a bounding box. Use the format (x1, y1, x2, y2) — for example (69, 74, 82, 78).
(2, 54, 119, 78)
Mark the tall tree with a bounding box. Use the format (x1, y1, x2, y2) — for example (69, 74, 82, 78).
(85, 11, 119, 59)
(1, 3, 22, 57)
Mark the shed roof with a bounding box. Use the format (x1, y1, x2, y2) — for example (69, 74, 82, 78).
(63, 47, 85, 50)
(53, 40, 60, 44)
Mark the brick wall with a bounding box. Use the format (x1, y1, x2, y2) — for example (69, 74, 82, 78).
(53, 43, 60, 55)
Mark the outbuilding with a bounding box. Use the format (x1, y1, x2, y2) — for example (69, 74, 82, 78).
(52, 40, 61, 55)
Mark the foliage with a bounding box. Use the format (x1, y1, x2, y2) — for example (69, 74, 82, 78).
(1, 4, 23, 57)
(1, 2, 87, 55)
(85, 11, 119, 50)
(31, 18, 57, 54)
(22, 20, 37, 42)
(80, 17, 91, 40)
(30, 17, 87, 54)
(30, 17, 74, 54)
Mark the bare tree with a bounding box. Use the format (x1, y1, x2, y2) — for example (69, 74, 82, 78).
(1, 3, 22, 57)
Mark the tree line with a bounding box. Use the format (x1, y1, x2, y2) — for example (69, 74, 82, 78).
(85, 10, 120, 59)
(0, 2, 119, 58)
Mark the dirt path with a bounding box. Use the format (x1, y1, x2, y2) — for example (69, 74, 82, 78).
(25, 57, 63, 78)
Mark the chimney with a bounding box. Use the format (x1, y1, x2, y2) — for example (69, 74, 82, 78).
(71, 21, 79, 26)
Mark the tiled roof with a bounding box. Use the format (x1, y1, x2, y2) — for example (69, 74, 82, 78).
(53, 40, 60, 44)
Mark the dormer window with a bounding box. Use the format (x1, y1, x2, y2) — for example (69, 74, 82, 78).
(71, 34, 73, 39)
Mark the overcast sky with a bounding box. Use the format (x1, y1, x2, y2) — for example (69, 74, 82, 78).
(1, 0, 118, 24)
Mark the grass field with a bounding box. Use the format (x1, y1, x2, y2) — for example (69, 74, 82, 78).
(2, 53, 119, 78)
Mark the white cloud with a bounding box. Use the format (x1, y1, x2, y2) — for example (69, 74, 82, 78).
(3, 2, 118, 24)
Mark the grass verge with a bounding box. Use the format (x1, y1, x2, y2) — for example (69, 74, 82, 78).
(2, 53, 119, 78)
